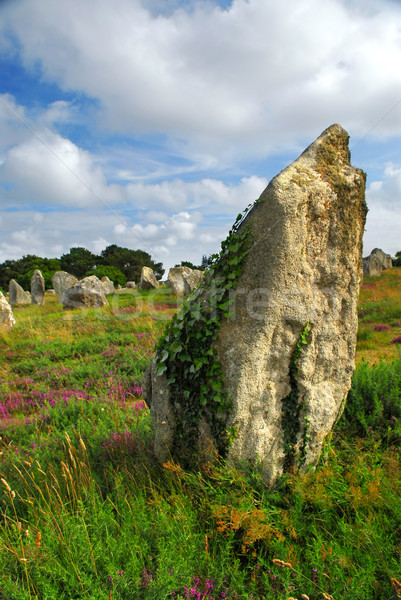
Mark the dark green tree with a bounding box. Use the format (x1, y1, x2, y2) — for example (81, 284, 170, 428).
(100, 245, 164, 281)
(393, 251, 401, 267)
(174, 260, 201, 270)
(201, 254, 213, 269)
(0, 259, 19, 292)
(60, 247, 99, 279)
(0, 255, 61, 291)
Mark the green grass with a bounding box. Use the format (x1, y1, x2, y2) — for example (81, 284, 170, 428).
(357, 268, 401, 364)
(1, 283, 401, 599)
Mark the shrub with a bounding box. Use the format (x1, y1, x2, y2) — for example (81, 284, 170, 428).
(339, 358, 401, 444)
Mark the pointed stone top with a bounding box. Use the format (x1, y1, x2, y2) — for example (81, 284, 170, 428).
(299, 123, 351, 169)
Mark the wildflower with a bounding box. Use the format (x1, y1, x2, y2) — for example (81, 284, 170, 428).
(390, 336, 401, 344)
(374, 323, 390, 331)
(140, 568, 153, 589)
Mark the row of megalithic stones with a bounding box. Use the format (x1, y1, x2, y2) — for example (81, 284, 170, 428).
(5, 266, 161, 308)
(0, 263, 204, 328)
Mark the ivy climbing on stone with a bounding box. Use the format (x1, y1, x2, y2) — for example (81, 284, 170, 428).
(281, 322, 311, 472)
(155, 200, 261, 459)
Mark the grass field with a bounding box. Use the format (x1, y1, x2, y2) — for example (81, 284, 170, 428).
(1, 274, 401, 600)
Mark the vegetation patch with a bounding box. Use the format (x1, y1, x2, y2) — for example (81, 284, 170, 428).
(2, 264, 401, 598)
(155, 202, 260, 459)
(281, 323, 311, 472)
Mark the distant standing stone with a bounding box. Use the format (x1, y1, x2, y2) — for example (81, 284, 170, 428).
(52, 271, 78, 302)
(0, 291, 16, 330)
(126, 281, 136, 289)
(140, 267, 159, 290)
(144, 124, 367, 486)
(363, 248, 392, 276)
(167, 267, 203, 295)
(101, 276, 115, 295)
(31, 269, 45, 305)
(8, 279, 30, 305)
(62, 275, 108, 309)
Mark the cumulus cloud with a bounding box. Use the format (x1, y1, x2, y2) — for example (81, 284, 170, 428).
(0, 94, 29, 153)
(0, 169, 268, 270)
(364, 162, 401, 256)
(1, 0, 401, 270)
(367, 163, 401, 209)
(124, 175, 267, 212)
(0, 128, 125, 208)
(2, 0, 401, 158)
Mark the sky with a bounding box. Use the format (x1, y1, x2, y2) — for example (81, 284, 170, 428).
(0, 0, 400, 275)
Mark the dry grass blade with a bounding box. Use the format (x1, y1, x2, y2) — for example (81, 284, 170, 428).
(391, 578, 401, 598)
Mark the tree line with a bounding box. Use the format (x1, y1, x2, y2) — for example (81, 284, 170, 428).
(0, 245, 164, 292)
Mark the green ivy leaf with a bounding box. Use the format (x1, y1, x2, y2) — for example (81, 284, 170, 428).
(156, 363, 167, 376)
(160, 349, 169, 362)
(170, 341, 183, 354)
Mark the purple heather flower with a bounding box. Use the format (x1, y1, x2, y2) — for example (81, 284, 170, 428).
(374, 323, 390, 331)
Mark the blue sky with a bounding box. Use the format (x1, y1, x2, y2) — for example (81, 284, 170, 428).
(0, 0, 400, 274)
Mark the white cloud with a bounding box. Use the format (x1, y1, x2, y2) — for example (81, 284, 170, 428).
(92, 237, 110, 254)
(0, 128, 125, 208)
(369, 164, 401, 207)
(2, 0, 401, 159)
(0, 94, 29, 153)
(364, 162, 401, 256)
(124, 175, 267, 212)
(37, 100, 75, 127)
(1, 0, 401, 272)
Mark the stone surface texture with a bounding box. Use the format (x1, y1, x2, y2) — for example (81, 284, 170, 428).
(52, 271, 78, 302)
(140, 267, 159, 290)
(363, 248, 392, 276)
(0, 291, 16, 330)
(101, 276, 115, 295)
(144, 124, 367, 486)
(62, 275, 108, 309)
(8, 279, 30, 305)
(31, 269, 45, 305)
(126, 281, 136, 289)
(167, 267, 203, 294)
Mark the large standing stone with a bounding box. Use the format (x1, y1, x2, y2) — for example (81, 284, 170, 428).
(101, 276, 115, 295)
(140, 267, 159, 290)
(168, 267, 203, 295)
(0, 291, 16, 330)
(62, 276, 108, 309)
(52, 271, 78, 302)
(363, 248, 392, 276)
(143, 124, 367, 486)
(8, 280, 30, 305)
(31, 269, 45, 306)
